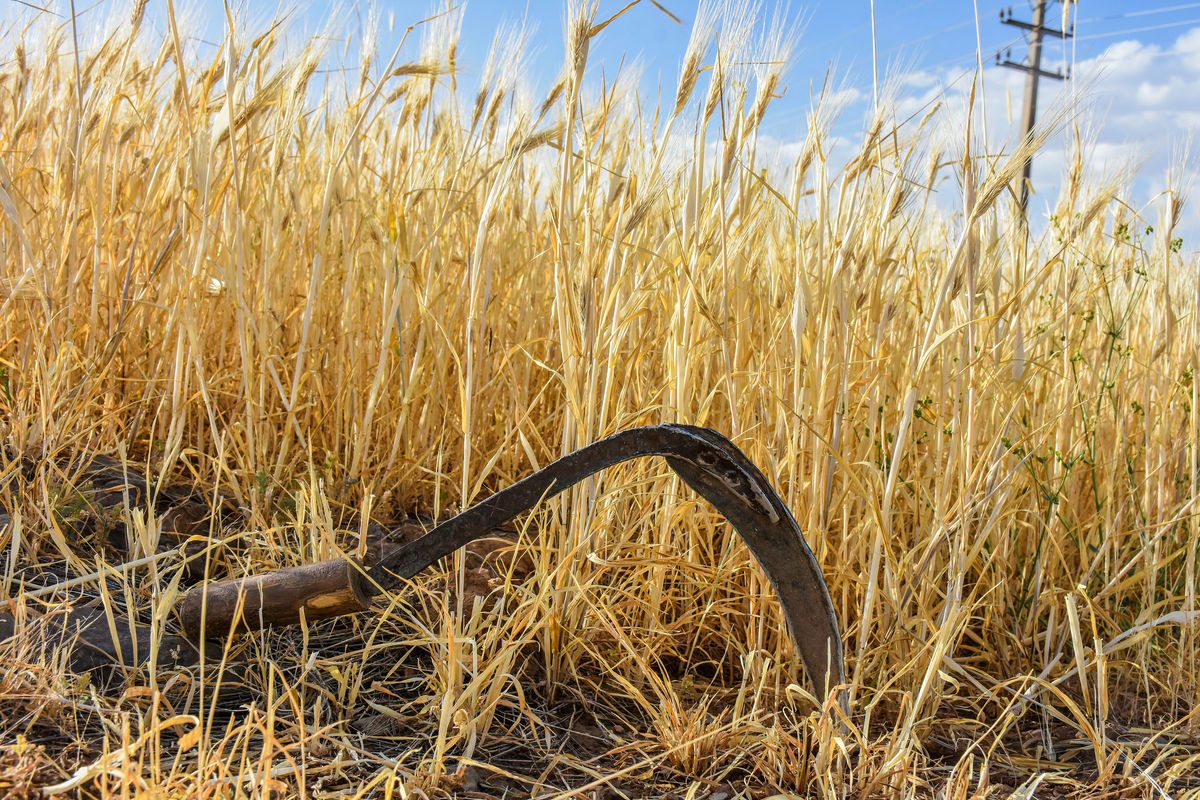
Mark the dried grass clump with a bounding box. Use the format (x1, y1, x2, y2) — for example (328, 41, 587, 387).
(0, 1, 1198, 797)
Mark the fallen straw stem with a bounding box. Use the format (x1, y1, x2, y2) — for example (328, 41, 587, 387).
(19, 546, 186, 600)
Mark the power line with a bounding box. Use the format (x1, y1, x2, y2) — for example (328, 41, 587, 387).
(1076, 16, 1200, 41)
(820, 0, 944, 47)
(916, 33, 1026, 76)
(1078, 2, 1200, 24)
(882, 19, 976, 55)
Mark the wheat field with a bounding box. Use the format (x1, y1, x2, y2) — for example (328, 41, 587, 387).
(0, 2, 1198, 798)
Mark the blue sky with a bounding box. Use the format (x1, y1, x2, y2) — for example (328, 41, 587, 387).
(7, 1, 1200, 244)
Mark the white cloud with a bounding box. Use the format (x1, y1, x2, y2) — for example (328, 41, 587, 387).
(825, 86, 865, 108)
(1086, 40, 1163, 77)
(1176, 27, 1200, 72)
(1135, 81, 1171, 108)
(898, 70, 938, 90)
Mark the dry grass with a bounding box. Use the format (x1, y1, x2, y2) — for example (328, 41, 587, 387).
(1, 2, 1199, 797)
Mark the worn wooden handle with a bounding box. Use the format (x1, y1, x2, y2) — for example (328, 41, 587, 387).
(179, 558, 373, 640)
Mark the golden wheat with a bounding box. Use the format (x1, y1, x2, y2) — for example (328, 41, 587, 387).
(0, 2, 1197, 797)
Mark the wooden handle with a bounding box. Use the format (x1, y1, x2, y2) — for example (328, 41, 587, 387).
(179, 558, 374, 640)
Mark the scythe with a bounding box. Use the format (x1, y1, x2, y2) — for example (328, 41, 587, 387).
(179, 424, 847, 711)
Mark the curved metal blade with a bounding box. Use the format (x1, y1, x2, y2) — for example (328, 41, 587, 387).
(366, 424, 846, 711)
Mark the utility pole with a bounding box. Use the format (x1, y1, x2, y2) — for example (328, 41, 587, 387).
(997, 0, 1073, 214)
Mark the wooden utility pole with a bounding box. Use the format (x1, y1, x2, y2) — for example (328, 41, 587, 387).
(998, 0, 1072, 214)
